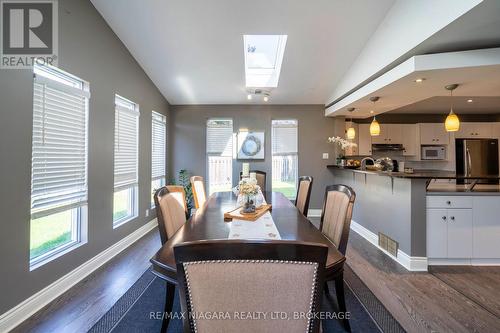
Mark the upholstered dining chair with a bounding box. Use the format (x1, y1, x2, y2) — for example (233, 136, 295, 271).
(239, 170, 266, 192)
(153, 185, 188, 245)
(173, 240, 327, 333)
(190, 176, 207, 209)
(320, 184, 356, 332)
(295, 176, 313, 216)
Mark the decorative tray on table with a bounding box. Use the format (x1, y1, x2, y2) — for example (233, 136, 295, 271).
(224, 204, 272, 222)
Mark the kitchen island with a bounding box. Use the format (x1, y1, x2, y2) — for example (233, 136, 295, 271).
(328, 165, 500, 270)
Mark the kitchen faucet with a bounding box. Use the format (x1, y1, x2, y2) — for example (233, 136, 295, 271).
(360, 157, 375, 170)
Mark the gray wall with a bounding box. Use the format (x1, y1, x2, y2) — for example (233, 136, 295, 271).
(0, 0, 169, 314)
(330, 168, 428, 257)
(170, 105, 339, 209)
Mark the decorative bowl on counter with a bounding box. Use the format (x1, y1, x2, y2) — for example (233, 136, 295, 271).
(375, 157, 394, 172)
(345, 159, 361, 169)
(365, 165, 383, 171)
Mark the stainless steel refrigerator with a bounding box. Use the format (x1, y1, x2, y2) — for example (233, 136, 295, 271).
(455, 139, 499, 184)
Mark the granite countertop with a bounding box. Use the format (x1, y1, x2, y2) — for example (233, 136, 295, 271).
(327, 165, 500, 179)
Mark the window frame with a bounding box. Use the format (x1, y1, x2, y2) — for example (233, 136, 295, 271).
(29, 63, 90, 269)
(206, 118, 234, 195)
(113, 94, 140, 228)
(271, 119, 299, 200)
(151, 111, 167, 208)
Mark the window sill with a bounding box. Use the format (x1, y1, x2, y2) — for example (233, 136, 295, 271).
(113, 214, 138, 229)
(30, 240, 87, 271)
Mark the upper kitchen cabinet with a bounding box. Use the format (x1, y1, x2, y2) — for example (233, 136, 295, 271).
(371, 124, 403, 144)
(420, 123, 449, 145)
(358, 123, 372, 155)
(455, 122, 493, 139)
(401, 124, 418, 156)
(493, 123, 500, 138)
(344, 122, 359, 156)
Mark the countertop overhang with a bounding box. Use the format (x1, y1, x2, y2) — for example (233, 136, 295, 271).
(327, 165, 500, 179)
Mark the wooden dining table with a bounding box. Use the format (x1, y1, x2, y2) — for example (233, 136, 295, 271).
(150, 191, 345, 284)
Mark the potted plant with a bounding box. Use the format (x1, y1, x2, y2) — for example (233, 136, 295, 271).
(327, 136, 357, 166)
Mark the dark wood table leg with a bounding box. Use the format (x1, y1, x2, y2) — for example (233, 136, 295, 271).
(161, 282, 175, 333)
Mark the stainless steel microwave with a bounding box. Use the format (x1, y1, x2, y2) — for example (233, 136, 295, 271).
(421, 145, 446, 160)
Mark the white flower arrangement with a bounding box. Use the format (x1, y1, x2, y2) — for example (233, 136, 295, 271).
(238, 178, 259, 196)
(327, 136, 358, 150)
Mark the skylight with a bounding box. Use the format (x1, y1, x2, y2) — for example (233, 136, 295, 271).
(244, 35, 287, 88)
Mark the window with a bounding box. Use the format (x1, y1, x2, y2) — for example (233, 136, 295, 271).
(207, 119, 233, 194)
(272, 119, 298, 199)
(244, 35, 287, 87)
(30, 63, 90, 268)
(113, 95, 139, 227)
(151, 111, 166, 207)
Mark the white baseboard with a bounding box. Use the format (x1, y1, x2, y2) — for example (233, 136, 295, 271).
(0, 219, 157, 333)
(428, 258, 500, 266)
(350, 220, 428, 272)
(308, 209, 322, 217)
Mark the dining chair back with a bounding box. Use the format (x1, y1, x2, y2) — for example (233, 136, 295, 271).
(320, 184, 356, 255)
(295, 176, 313, 216)
(190, 176, 206, 209)
(240, 170, 266, 192)
(154, 185, 187, 245)
(174, 240, 327, 333)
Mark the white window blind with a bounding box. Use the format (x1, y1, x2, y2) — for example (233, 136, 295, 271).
(207, 119, 233, 156)
(272, 119, 298, 199)
(207, 119, 233, 194)
(31, 64, 89, 219)
(151, 111, 166, 180)
(272, 119, 298, 155)
(114, 95, 139, 190)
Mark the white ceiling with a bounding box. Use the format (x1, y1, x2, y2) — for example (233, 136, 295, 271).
(388, 96, 500, 115)
(325, 0, 500, 116)
(90, 0, 395, 105)
(326, 48, 500, 118)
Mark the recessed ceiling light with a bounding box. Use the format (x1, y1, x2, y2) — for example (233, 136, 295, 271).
(415, 78, 425, 83)
(247, 94, 252, 100)
(370, 110, 374, 114)
(263, 96, 269, 102)
(467, 99, 473, 103)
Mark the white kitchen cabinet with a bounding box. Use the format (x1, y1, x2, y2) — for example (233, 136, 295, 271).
(427, 209, 448, 258)
(447, 209, 473, 258)
(371, 124, 387, 144)
(358, 124, 372, 155)
(371, 124, 402, 144)
(426, 207, 472, 259)
(344, 122, 358, 156)
(401, 124, 418, 156)
(426, 195, 500, 262)
(492, 122, 500, 138)
(472, 196, 500, 258)
(456, 122, 492, 138)
(420, 123, 449, 145)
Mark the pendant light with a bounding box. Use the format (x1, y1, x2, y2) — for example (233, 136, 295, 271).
(445, 84, 460, 132)
(369, 96, 380, 136)
(346, 107, 356, 140)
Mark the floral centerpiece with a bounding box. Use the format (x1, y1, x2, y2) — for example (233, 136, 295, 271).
(238, 178, 260, 213)
(328, 136, 358, 166)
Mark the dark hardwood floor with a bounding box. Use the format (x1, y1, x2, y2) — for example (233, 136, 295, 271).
(345, 231, 500, 333)
(11, 229, 161, 333)
(429, 265, 500, 319)
(12, 219, 500, 333)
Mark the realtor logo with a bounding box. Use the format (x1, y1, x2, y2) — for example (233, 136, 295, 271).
(1, 0, 58, 68)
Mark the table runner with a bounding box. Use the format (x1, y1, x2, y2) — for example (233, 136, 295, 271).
(228, 211, 282, 240)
